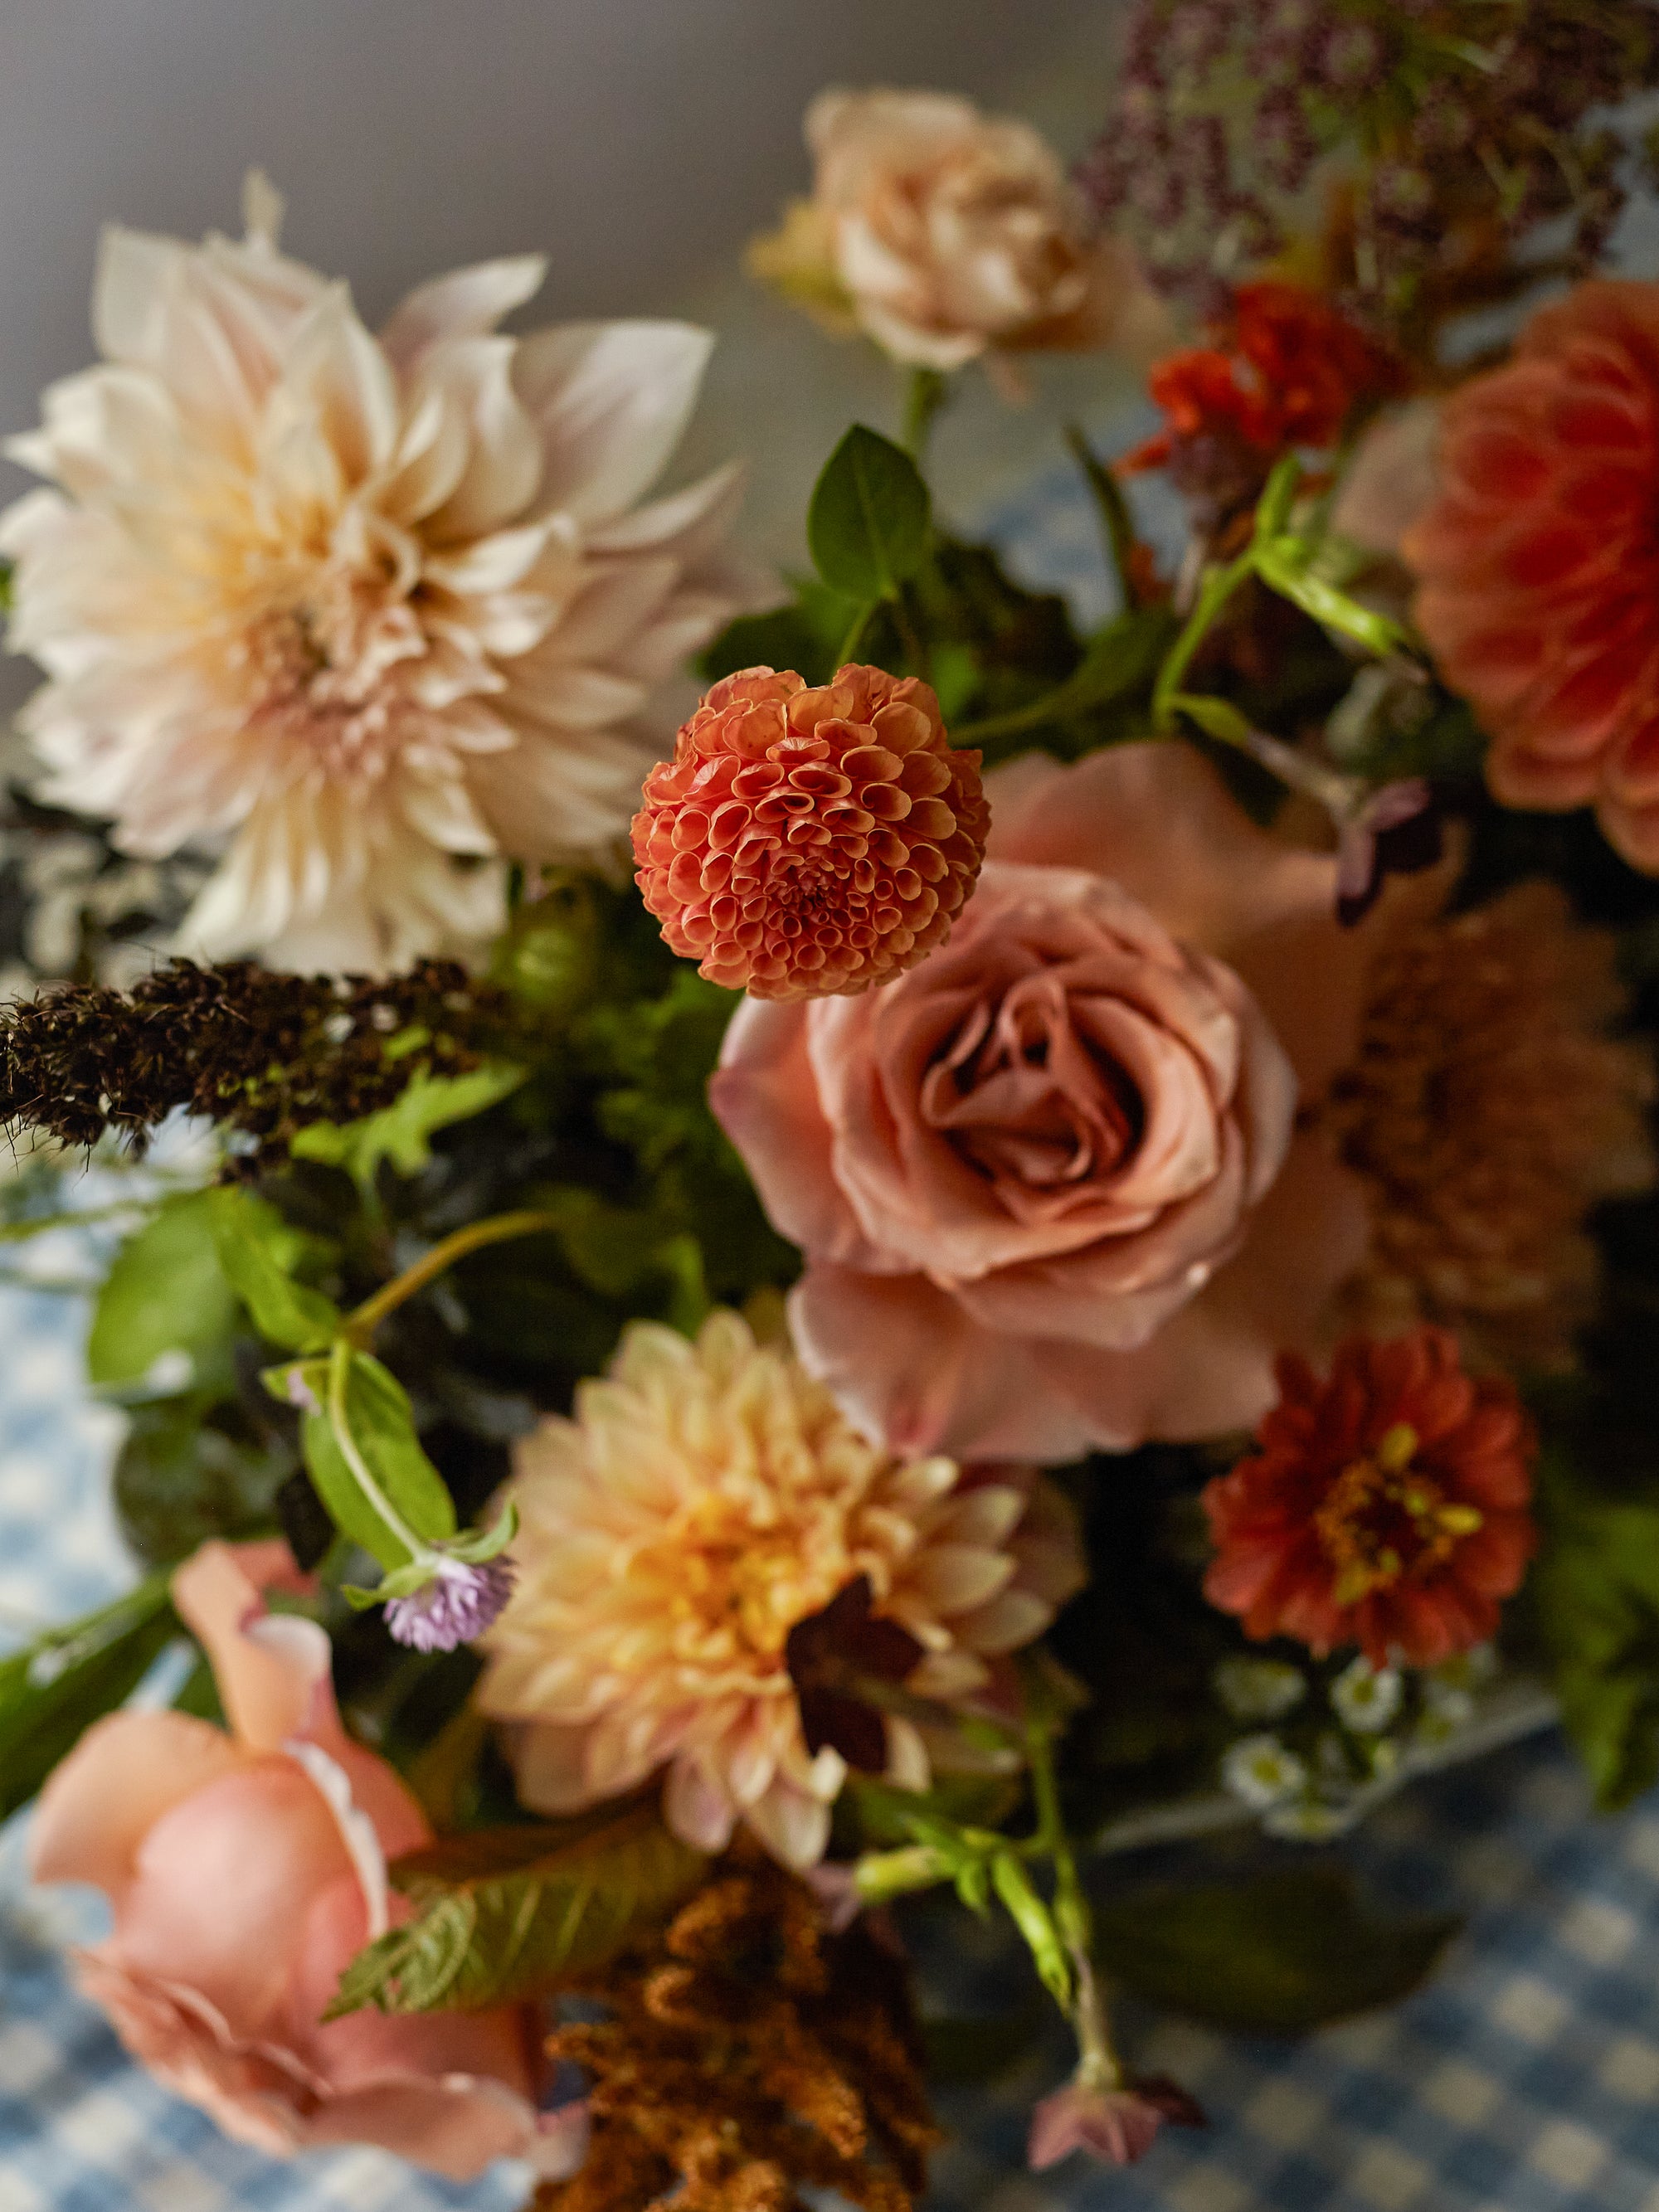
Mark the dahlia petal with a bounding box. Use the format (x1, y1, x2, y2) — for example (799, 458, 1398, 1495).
(419, 336, 543, 542)
(280, 285, 401, 483)
(379, 255, 548, 368)
(664, 1753, 738, 1854)
(743, 1781, 832, 1871)
(518, 320, 714, 525)
(586, 459, 747, 560)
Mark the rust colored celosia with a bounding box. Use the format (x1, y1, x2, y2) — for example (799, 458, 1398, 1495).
(1327, 882, 1654, 1369)
(1201, 1327, 1537, 1670)
(531, 1848, 940, 2212)
(1405, 280, 1659, 869)
(1121, 280, 1402, 509)
(630, 664, 989, 1001)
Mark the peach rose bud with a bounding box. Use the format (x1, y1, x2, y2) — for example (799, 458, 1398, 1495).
(631, 663, 989, 1000)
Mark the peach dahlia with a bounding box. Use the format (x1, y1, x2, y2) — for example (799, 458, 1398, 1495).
(475, 1310, 1080, 1869)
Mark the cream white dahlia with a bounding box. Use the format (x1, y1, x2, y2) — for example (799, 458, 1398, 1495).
(476, 1310, 1082, 1869)
(0, 176, 747, 970)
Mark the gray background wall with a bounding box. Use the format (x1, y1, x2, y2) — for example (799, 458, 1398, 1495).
(0, 2, 1134, 546)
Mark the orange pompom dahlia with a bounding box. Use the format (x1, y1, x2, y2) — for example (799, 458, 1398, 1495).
(1406, 280, 1659, 869)
(631, 664, 988, 1000)
(1201, 1329, 1535, 1670)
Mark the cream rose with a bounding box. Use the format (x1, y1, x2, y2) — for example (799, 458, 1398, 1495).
(712, 742, 1392, 1462)
(752, 88, 1136, 373)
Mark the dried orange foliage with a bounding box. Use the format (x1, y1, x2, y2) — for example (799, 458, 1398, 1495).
(1330, 882, 1654, 1368)
(529, 1849, 940, 2212)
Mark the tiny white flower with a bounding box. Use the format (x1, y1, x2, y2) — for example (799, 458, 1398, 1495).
(1331, 1655, 1403, 1734)
(1220, 1732, 1306, 1811)
(1214, 1655, 1306, 1722)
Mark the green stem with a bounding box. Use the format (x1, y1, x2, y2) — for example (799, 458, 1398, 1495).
(888, 589, 930, 681)
(901, 367, 950, 461)
(1064, 422, 1141, 610)
(836, 598, 879, 668)
(1025, 1685, 1122, 2088)
(952, 687, 1084, 748)
(343, 1208, 563, 1344)
(1151, 552, 1254, 731)
(327, 1337, 433, 1568)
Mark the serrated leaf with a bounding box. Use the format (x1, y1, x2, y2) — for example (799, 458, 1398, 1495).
(0, 1576, 176, 1819)
(210, 1187, 341, 1354)
(290, 1064, 524, 1196)
(88, 1189, 241, 1395)
(807, 425, 931, 600)
(300, 1350, 456, 1568)
(328, 1802, 707, 2015)
(1092, 1868, 1458, 2035)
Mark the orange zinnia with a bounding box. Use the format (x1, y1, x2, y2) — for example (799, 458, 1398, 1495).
(1201, 1328, 1535, 1669)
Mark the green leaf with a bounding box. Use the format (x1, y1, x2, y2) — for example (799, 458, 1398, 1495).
(1092, 1868, 1458, 2035)
(114, 1397, 297, 1567)
(1253, 540, 1411, 658)
(956, 605, 1176, 761)
(209, 1187, 341, 1354)
(88, 1189, 241, 1395)
(290, 1064, 524, 1197)
(807, 425, 931, 600)
(1167, 693, 1260, 751)
(1532, 1480, 1659, 1808)
(299, 1350, 456, 1568)
(327, 1801, 707, 2015)
(529, 1184, 708, 1330)
(447, 1498, 518, 1564)
(0, 1576, 177, 1819)
(695, 601, 844, 688)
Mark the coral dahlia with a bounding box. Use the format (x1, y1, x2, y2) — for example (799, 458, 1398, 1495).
(0, 175, 747, 970)
(1405, 280, 1659, 870)
(1201, 1328, 1536, 1669)
(632, 664, 988, 999)
(475, 1310, 1080, 1869)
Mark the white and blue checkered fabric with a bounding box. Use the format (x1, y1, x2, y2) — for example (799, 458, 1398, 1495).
(4, 466, 1659, 2210)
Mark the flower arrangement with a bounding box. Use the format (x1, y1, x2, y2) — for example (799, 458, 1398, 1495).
(6, 11, 1659, 2200)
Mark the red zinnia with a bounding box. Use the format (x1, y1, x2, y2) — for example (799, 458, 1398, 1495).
(631, 663, 988, 1001)
(1406, 280, 1659, 873)
(1123, 280, 1401, 480)
(1201, 1328, 1536, 1670)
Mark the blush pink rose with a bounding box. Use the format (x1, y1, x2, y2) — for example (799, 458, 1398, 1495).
(711, 741, 1392, 1461)
(31, 1540, 584, 2183)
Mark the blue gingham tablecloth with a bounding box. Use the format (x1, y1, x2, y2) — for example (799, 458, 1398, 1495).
(4, 459, 1659, 2212)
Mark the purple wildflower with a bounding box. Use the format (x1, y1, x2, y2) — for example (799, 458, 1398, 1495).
(1029, 2073, 1206, 2171)
(1336, 778, 1443, 926)
(385, 1555, 516, 1653)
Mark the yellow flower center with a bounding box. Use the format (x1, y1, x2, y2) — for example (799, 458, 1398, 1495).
(646, 1480, 865, 1671)
(1314, 1422, 1484, 1607)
